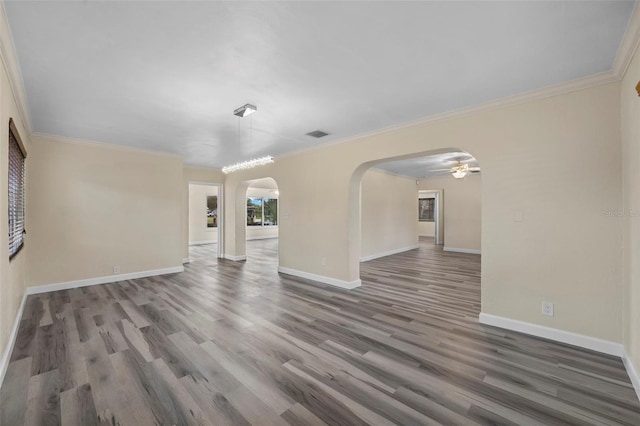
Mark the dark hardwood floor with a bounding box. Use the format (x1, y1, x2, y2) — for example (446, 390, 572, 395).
(1, 238, 639, 425)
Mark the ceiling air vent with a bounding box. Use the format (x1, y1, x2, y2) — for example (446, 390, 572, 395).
(306, 130, 329, 138)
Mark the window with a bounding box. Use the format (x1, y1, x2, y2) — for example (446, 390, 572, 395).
(247, 197, 263, 226)
(8, 118, 26, 259)
(206, 195, 218, 228)
(263, 198, 278, 226)
(418, 198, 435, 222)
(247, 197, 278, 227)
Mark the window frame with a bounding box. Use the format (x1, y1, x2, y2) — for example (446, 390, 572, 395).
(8, 118, 26, 260)
(246, 196, 278, 228)
(206, 194, 218, 229)
(418, 197, 435, 222)
(246, 197, 264, 226)
(262, 197, 278, 227)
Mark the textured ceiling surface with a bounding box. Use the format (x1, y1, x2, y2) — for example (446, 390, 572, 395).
(375, 152, 480, 179)
(4, 1, 635, 168)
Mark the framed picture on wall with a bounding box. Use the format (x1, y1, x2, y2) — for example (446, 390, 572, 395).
(418, 198, 435, 222)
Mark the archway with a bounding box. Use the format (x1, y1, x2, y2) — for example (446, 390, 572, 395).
(226, 176, 281, 270)
(349, 148, 482, 283)
(244, 177, 280, 264)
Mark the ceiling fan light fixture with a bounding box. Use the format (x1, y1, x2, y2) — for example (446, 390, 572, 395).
(452, 169, 467, 179)
(233, 104, 257, 117)
(451, 163, 469, 179)
(222, 155, 274, 174)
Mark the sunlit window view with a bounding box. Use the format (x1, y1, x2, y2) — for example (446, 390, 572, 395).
(247, 197, 277, 226)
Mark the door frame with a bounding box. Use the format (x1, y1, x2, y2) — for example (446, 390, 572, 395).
(419, 189, 444, 245)
(188, 181, 224, 258)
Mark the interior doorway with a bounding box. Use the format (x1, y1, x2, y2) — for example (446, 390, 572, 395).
(188, 182, 223, 261)
(418, 189, 444, 245)
(351, 149, 481, 282)
(243, 177, 279, 264)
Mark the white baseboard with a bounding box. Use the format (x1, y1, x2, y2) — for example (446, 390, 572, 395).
(480, 313, 640, 402)
(278, 267, 361, 290)
(478, 313, 625, 357)
(623, 350, 640, 402)
(443, 246, 481, 255)
(224, 254, 247, 261)
(246, 236, 278, 241)
(0, 265, 185, 388)
(25, 266, 185, 295)
(360, 244, 419, 262)
(0, 292, 27, 389)
(189, 240, 217, 246)
(1, 265, 186, 386)
(419, 234, 435, 237)
(182, 258, 191, 264)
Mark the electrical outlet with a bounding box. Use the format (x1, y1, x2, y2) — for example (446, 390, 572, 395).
(321, 257, 327, 266)
(513, 210, 524, 222)
(113, 265, 120, 274)
(542, 301, 554, 317)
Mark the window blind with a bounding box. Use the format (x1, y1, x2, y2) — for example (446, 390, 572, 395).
(9, 119, 25, 259)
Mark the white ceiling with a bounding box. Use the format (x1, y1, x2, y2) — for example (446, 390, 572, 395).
(4, 1, 635, 169)
(375, 151, 480, 179)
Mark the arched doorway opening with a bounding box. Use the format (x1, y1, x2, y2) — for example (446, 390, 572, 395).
(244, 177, 280, 266)
(349, 148, 482, 285)
(227, 176, 281, 272)
(352, 148, 482, 317)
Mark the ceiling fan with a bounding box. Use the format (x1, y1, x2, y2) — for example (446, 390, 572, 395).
(427, 159, 481, 179)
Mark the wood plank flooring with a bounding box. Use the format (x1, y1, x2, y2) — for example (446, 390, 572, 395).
(1, 238, 639, 425)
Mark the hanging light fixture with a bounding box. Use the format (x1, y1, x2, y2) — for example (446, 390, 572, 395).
(233, 104, 257, 117)
(222, 104, 274, 174)
(222, 156, 274, 174)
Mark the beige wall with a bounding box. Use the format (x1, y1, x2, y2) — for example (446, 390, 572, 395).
(361, 169, 417, 258)
(418, 221, 435, 237)
(224, 82, 623, 343)
(622, 42, 640, 380)
(183, 166, 225, 259)
(247, 226, 278, 240)
(27, 135, 184, 285)
(419, 173, 481, 251)
(0, 8, 31, 368)
(188, 183, 219, 244)
(0, 5, 633, 387)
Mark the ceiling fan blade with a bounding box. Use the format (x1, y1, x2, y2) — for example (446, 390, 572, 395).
(444, 156, 473, 163)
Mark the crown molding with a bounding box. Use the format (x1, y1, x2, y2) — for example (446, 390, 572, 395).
(207, 68, 617, 171)
(280, 6, 640, 162)
(0, 2, 32, 134)
(613, 1, 640, 79)
(0, 0, 636, 165)
(32, 132, 184, 159)
(278, 71, 619, 163)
